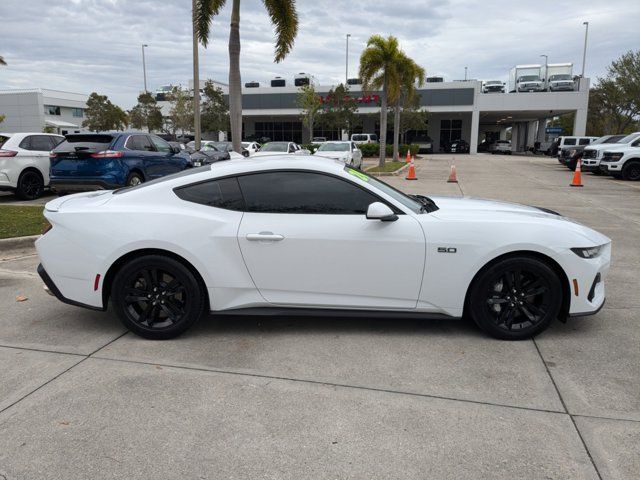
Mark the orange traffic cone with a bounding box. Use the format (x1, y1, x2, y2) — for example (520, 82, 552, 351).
(447, 165, 458, 183)
(570, 159, 583, 187)
(406, 150, 411, 163)
(406, 160, 417, 180)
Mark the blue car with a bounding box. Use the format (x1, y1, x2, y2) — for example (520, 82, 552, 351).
(50, 132, 191, 193)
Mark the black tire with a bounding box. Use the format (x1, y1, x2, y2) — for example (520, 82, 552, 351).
(242, 150, 250, 158)
(126, 172, 144, 187)
(111, 255, 206, 339)
(467, 256, 562, 340)
(16, 170, 44, 200)
(621, 161, 640, 181)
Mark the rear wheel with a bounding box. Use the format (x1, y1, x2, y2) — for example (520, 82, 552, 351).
(126, 172, 144, 187)
(622, 161, 640, 181)
(468, 257, 562, 340)
(111, 255, 206, 339)
(16, 170, 44, 200)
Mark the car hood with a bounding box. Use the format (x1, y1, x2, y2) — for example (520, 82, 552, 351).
(252, 151, 290, 157)
(427, 195, 609, 244)
(314, 151, 350, 159)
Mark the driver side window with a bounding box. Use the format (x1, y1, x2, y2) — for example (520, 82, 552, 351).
(238, 171, 381, 214)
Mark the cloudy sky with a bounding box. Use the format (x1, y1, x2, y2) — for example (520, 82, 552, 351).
(1, 0, 638, 108)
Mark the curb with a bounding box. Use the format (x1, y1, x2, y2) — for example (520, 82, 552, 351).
(0, 235, 39, 251)
(365, 163, 411, 177)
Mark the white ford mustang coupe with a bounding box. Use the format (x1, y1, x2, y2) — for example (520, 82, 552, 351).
(36, 156, 610, 340)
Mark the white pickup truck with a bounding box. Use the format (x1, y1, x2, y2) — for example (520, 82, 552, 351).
(599, 141, 640, 180)
(582, 132, 640, 174)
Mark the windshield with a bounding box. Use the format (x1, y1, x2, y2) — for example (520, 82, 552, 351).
(343, 166, 434, 214)
(0, 135, 11, 148)
(213, 142, 231, 151)
(318, 142, 350, 152)
(202, 144, 220, 152)
(549, 74, 572, 81)
(619, 133, 640, 144)
(592, 135, 624, 145)
(260, 142, 288, 152)
(486, 81, 501, 85)
(519, 75, 540, 82)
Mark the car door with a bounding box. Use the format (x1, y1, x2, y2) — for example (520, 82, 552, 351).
(150, 135, 183, 175)
(236, 170, 425, 309)
(126, 135, 161, 179)
(18, 135, 59, 184)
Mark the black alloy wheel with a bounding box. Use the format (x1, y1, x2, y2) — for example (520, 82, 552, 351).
(622, 161, 640, 181)
(468, 257, 562, 340)
(112, 255, 206, 339)
(16, 170, 44, 200)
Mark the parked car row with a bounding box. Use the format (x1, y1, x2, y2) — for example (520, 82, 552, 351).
(558, 132, 640, 181)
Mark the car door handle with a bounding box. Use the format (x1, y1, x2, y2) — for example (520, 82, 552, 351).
(246, 232, 285, 242)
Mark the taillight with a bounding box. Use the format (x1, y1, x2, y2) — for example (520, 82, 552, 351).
(0, 149, 18, 157)
(90, 150, 123, 158)
(42, 223, 53, 235)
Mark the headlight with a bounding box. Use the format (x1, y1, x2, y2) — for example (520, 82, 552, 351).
(609, 153, 624, 161)
(571, 245, 604, 259)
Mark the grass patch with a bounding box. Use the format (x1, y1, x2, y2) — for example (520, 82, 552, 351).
(366, 161, 407, 173)
(0, 205, 48, 239)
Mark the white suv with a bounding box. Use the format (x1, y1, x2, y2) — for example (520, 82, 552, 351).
(0, 133, 64, 199)
(599, 142, 640, 181)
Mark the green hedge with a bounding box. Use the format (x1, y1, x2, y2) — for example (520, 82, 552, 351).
(359, 143, 419, 157)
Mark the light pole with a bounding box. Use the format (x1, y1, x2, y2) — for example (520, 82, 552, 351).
(141, 44, 148, 92)
(581, 21, 589, 78)
(540, 54, 548, 87)
(345, 34, 351, 86)
(464, 66, 468, 81)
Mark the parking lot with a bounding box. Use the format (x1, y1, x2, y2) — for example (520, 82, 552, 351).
(0, 153, 638, 479)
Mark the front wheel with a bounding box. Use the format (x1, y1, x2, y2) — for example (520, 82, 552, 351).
(111, 255, 206, 339)
(622, 161, 640, 181)
(467, 257, 562, 340)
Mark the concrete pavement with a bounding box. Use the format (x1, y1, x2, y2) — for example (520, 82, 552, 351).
(0, 153, 638, 479)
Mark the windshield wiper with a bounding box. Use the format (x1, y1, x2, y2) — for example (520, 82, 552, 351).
(410, 194, 439, 213)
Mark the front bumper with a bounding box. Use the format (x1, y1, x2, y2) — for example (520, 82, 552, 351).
(600, 160, 623, 173)
(563, 244, 610, 317)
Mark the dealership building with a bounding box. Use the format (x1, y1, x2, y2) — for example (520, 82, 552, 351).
(0, 89, 88, 135)
(188, 76, 590, 153)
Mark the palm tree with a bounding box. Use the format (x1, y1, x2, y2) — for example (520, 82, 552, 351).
(194, 0, 298, 153)
(391, 55, 425, 161)
(359, 35, 402, 167)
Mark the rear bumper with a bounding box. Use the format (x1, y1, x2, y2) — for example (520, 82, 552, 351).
(50, 179, 121, 192)
(37, 263, 105, 311)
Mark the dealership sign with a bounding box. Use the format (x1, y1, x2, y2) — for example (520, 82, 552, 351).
(319, 94, 380, 105)
(545, 127, 563, 134)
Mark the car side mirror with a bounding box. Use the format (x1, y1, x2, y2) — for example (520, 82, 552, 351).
(171, 145, 181, 154)
(366, 202, 397, 222)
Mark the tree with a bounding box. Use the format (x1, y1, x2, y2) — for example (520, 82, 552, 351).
(82, 92, 127, 132)
(194, 0, 299, 152)
(390, 54, 425, 160)
(201, 80, 229, 134)
(0, 56, 6, 66)
(129, 92, 163, 132)
(167, 87, 194, 136)
(0, 115, 5, 125)
(359, 35, 403, 167)
(317, 84, 361, 137)
(389, 95, 429, 144)
(586, 50, 640, 135)
(296, 84, 322, 142)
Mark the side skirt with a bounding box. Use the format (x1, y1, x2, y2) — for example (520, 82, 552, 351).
(211, 306, 460, 320)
